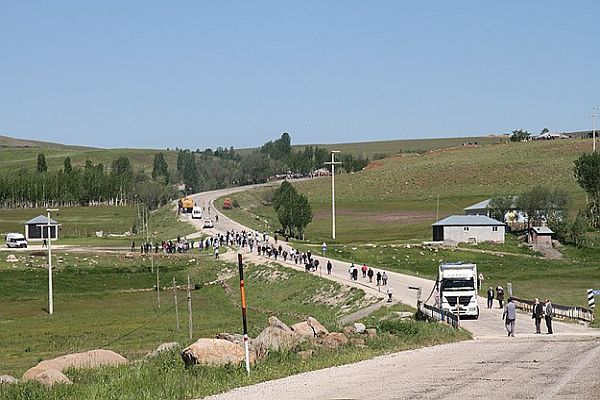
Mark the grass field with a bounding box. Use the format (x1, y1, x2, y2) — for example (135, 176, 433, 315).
(0, 202, 195, 247)
(0, 249, 469, 399)
(0, 250, 374, 377)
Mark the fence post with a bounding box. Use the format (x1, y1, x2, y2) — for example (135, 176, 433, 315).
(187, 275, 193, 340)
(173, 277, 179, 331)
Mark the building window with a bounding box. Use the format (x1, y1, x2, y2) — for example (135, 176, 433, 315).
(492, 226, 498, 232)
(464, 227, 469, 231)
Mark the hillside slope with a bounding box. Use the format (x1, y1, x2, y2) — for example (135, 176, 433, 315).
(223, 139, 592, 243)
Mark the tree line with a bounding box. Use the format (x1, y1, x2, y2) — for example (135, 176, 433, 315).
(0, 154, 174, 210)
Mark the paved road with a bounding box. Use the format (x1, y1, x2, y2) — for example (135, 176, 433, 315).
(188, 185, 599, 399)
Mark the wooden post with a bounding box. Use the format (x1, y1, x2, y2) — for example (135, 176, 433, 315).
(187, 274, 193, 340)
(238, 253, 251, 375)
(156, 264, 160, 308)
(173, 277, 180, 331)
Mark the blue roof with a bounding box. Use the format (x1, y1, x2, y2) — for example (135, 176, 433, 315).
(432, 215, 504, 227)
(24, 215, 58, 225)
(463, 199, 491, 211)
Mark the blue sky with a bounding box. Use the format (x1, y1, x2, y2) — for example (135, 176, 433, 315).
(1, 1, 599, 149)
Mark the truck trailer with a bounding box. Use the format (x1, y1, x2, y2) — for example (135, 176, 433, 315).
(437, 263, 479, 319)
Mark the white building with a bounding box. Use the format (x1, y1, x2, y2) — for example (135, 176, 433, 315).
(432, 215, 505, 244)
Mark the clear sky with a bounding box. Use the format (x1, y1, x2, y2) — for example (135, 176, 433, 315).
(1, 1, 599, 149)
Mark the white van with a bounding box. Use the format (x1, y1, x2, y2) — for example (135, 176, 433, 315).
(6, 233, 28, 248)
(191, 206, 203, 219)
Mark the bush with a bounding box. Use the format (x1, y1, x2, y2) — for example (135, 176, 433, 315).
(376, 319, 420, 336)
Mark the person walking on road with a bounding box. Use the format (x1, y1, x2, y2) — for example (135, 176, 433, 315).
(544, 298, 554, 334)
(532, 298, 544, 334)
(382, 272, 388, 286)
(361, 264, 367, 278)
(487, 287, 495, 309)
(376, 271, 382, 287)
(478, 272, 484, 292)
(386, 285, 393, 303)
(496, 286, 505, 308)
(326, 260, 332, 275)
(367, 267, 374, 283)
(502, 298, 517, 337)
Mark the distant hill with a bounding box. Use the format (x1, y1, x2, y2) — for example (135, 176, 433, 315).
(0, 134, 94, 150)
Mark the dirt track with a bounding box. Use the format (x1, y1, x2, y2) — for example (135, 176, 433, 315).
(186, 185, 600, 400)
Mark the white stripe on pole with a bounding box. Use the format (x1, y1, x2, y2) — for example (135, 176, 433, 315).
(588, 289, 595, 309)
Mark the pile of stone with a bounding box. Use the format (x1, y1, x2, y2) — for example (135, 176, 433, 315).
(181, 316, 377, 366)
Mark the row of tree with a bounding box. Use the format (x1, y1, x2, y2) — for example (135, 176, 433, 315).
(0, 155, 174, 209)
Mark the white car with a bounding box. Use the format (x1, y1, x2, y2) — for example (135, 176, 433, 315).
(203, 218, 214, 228)
(191, 207, 203, 219)
(6, 233, 28, 248)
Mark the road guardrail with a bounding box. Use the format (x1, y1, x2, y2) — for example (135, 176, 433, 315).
(509, 296, 594, 323)
(417, 300, 460, 329)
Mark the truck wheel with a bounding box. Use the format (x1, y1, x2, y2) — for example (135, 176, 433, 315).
(475, 306, 480, 320)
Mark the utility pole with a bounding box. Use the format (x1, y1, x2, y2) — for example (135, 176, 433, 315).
(43, 208, 59, 315)
(436, 195, 440, 222)
(324, 151, 342, 240)
(187, 274, 193, 340)
(593, 107, 598, 152)
(173, 277, 180, 331)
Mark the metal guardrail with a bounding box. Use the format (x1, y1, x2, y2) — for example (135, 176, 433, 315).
(509, 296, 595, 322)
(417, 300, 460, 329)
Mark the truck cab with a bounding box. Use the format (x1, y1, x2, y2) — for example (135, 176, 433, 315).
(437, 263, 479, 319)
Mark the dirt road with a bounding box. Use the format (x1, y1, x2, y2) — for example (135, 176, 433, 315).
(189, 186, 599, 400)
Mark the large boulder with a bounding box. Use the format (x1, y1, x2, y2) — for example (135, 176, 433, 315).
(291, 317, 329, 338)
(267, 316, 293, 332)
(353, 322, 366, 334)
(254, 326, 302, 352)
(29, 369, 72, 386)
(0, 375, 18, 384)
(318, 332, 348, 349)
(22, 349, 127, 382)
(215, 333, 267, 360)
(181, 339, 255, 367)
(145, 342, 180, 359)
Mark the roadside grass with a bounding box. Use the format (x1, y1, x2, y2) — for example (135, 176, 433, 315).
(0, 303, 469, 400)
(0, 250, 374, 378)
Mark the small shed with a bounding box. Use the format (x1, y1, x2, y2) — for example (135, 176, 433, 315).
(432, 215, 505, 244)
(24, 215, 59, 241)
(530, 226, 553, 247)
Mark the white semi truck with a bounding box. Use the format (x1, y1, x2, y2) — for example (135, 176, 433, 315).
(437, 263, 479, 319)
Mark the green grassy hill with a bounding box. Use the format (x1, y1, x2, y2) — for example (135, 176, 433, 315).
(222, 138, 592, 243)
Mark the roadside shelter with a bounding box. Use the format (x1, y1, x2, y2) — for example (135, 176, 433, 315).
(24, 215, 59, 241)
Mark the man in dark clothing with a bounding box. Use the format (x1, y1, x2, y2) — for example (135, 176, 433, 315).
(376, 271, 382, 286)
(367, 268, 374, 283)
(544, 299, 554, 334)
(496, 286, 505, 308)
(532, 298, 544, 334)
(487, 287, 495, 309)
(326, 260, 332, 274)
